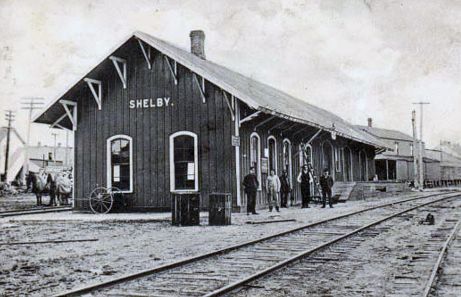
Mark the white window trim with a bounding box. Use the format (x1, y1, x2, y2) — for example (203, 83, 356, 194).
(169, 131, 199, 192)
(267, 135, 278, 173)
(321, 140, 334, 173)
(107, 134, 133, 193)
(282, 138, 292, 186)
(299, 143, 313, 168)
(335, 147, 342, 173)
(250, 132, 262, 190)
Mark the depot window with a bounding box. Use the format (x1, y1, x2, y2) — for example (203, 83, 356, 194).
(170, 131, 198, 192)
(107, 135, 133, 192)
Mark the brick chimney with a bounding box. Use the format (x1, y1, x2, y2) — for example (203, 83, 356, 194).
(367, 118, 373, 128)
(190, 30, 206, 60)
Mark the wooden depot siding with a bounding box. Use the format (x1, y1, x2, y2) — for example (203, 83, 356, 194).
(238, 112, 377, 209)
(74, 40, 235, 211)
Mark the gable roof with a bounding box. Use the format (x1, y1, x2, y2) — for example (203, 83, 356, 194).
(33, 31, 386, 148)
(356, 125, 414, 142)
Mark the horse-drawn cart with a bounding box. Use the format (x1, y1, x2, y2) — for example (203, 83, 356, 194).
(86, 186, 125, 214)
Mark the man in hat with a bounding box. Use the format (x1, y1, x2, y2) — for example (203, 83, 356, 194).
(243, 167, 259, 215)
(319, 168, 334, 208)
(280, 170, 291, 208)
(266, 169, 281, 212)
(297, 164, 313, 208)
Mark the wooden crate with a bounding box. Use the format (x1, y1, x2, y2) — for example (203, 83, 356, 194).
(171, 192, 200, 226)
(209, 193, 232, 226)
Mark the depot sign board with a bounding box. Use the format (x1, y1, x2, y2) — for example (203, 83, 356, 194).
(129, 97, 172, 109)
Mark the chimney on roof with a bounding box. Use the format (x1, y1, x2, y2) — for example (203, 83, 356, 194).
(190, 30, 206, 60)
(367, 117, 373, 128)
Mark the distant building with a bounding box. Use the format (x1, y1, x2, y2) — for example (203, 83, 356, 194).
(425, 147, 461, 182)
(28, 142, 74, 169)
(0, 127, 26, 182)
(357, 118, 439, 182)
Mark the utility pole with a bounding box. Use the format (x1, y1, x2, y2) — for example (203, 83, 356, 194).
(3, 110, 16, 182)
(411, 110, 419, 189)
(51, 132, 58, 166)
(413, 102, 430, 190)
(20, 97, 44, 180)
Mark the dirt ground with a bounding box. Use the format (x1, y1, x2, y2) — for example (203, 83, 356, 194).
(0, 191, 453, 296)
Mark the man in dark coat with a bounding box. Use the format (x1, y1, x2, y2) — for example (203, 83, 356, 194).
(319, 168, 334, 208)
(243, 167, 259, 215)
(297, 164, 313, 208)
(280, 170, 291, 208)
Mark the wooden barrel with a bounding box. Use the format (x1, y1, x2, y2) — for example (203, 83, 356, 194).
(171, 192, 200, 226)
(209, 193, 232, 226)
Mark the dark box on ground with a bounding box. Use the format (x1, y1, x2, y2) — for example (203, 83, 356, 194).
(209, 192, 232, 226)
(171, 192, 200, 226)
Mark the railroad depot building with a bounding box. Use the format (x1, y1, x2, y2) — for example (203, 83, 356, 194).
(357, 120, 440, 182)
(34, 30, 388, 211)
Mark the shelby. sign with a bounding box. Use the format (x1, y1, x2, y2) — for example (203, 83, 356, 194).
(129, 97, 172, 109)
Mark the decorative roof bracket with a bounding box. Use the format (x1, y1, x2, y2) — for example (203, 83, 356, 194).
(84, 78, 102, 110)
(137, 38, 152, 69)
(109, 56, 127, 89)
(223, 91, 235, 121)
(164, 56, 178, 85)
(193, 73, 206, 103)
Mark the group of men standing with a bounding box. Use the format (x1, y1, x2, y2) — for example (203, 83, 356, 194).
(243, 164, 334, 215)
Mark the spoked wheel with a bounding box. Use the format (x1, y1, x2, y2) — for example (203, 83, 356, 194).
(89, 187, 113, 214)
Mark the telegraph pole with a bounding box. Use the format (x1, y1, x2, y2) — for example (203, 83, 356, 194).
(413, 102, 430, 190)
(3, 110, 16, 182)
(411, 110, 419, 189)
(21, 97, 44, 180)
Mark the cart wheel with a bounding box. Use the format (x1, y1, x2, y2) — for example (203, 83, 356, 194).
(89, 187, 113, 214)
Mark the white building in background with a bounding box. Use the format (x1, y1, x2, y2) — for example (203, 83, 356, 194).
(0, 127, 26, 182)
(28, 142, 74, 169)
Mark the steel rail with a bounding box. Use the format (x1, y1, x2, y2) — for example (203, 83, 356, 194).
(52, 191, 458, 297)
(203, 194, 461, 297)
(0, 206, 72, 218)
(422, 218, 461, 297)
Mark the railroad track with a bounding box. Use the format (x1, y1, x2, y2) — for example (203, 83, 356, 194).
(0, 206, 72, 218)
(424, 218, 461, 297)
(229, 200, 461, 296)
(52, 191, 460, 297)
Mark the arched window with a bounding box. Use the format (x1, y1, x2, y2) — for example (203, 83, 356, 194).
(250, 132, 261, 189)
(299, 143, 313, 168)
(267, 136, 278, 173)
(321, 141, 334, 173)
(359, 150, 368, 181)
(169, 131, 198, 192)
(107, 135, 133, 193)
(282, 139, 292, 184)
(343, 146, 353, 181)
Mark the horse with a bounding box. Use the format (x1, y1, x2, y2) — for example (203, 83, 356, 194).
(27, 172, 47, 206)
(55, 173, 72, 205)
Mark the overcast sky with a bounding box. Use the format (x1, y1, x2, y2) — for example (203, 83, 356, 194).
(1, 0, 460, 148)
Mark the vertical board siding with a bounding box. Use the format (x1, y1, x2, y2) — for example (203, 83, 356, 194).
(74, 41, 235, 211)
